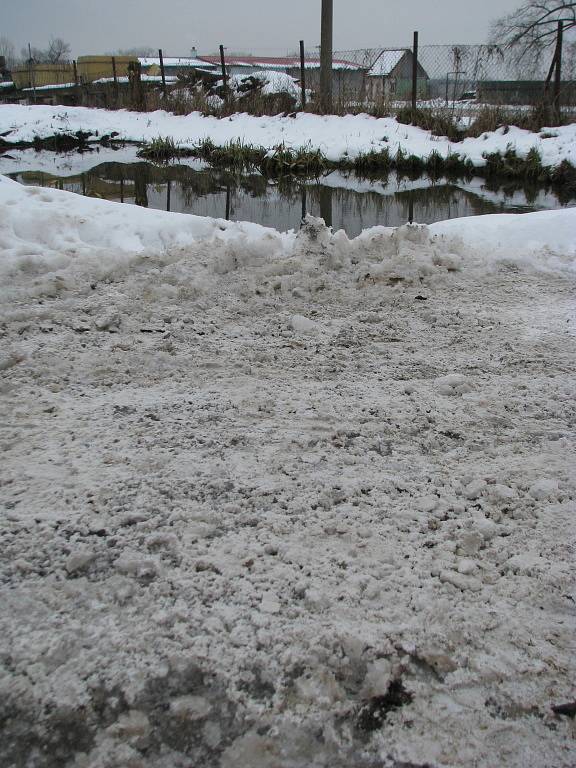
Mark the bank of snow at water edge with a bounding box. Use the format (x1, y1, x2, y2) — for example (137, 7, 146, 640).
(1, 103, 576, 168)
(1, 173, 575, 306)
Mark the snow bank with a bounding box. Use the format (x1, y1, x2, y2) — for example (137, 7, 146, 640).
(1, 104, 575, 168)
(0, 174, 293, 301)
(431, 209, 576, 262)
(1, 174, 575, 306)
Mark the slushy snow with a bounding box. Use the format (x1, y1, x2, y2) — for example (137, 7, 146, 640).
(0, 174, 575, 768)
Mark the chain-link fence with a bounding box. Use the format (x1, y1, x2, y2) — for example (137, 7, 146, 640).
(334, 42, 576, 114)
(4, 39, 575, 123)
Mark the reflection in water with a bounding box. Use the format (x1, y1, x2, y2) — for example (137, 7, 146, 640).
(9, 159, 575, 238)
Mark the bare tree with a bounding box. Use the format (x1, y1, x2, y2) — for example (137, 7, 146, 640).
(45, 37, 71, 63)
(21, 37, 71, 64)
(0, 36, 16, 69)
(490, 1, 576, 62)
(113, 46, 154, 57)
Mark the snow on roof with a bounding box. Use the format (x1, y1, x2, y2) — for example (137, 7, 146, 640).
(367, 49, 408, 77)
(22, 81, 77, 92)
(21, 75, 179, 91)
(199, 55, 363, 71)
(139, 57, 216, 69)
(92, 75, 179, 85)
(0, 81, 15, 89)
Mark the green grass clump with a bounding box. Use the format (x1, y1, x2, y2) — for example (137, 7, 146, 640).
(550, 159, 576, 201)
(425, 150, 445, 178)
(192, 138, 265, 171)
(483, 146, 547, 181)
(138, 136, 194, 162)
(261, 144, 325, 177)
(443, 151, 474, 179)
(354, 148, 392, 173)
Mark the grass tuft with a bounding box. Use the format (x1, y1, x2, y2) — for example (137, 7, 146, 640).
(138, 136, 194, 162)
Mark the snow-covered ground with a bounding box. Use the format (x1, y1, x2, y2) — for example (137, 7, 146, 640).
(1, 175, 575, 768)
(1, 104, 576, 169)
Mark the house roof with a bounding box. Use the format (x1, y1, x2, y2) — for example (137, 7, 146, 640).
(139, 56, 216, 69)
(367, 49, 408, 77)
(198, 55, 363, 71)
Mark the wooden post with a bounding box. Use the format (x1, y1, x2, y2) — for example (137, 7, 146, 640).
(136, 61, 144, 110)
(299, 40, 307, 110)
(159, 48, 167, 99)
(411, 31, 419, 120)
(112, 55, 119, 102)
(219, 45, 228, 101)
(320, 0, 333, 113)
(73, 60, 78, 85)
(28, 43, 37, 102)
(553, 21, 563, 125)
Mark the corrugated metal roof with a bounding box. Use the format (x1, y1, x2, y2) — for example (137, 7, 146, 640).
(367, 49, 408, 77)
(198, 55, 363, 71)
(139, 57, 216, 69)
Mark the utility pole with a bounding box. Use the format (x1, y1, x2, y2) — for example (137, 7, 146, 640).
(553, 20, 563, 126)
(320, 0, 333, 113)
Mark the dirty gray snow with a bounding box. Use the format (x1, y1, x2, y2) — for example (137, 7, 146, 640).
(1, 197, 575, 768)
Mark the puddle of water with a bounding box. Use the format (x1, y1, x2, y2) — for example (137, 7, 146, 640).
(1, 148, 574, 237)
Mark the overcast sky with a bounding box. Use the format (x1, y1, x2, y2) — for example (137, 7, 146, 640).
(5, 0, 522, 57)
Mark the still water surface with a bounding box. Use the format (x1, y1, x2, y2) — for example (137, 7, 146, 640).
(2, 149, 574, 237)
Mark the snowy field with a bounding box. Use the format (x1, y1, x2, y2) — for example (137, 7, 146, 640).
(1, 174, 575, 767)
(1, 104, 576, 168)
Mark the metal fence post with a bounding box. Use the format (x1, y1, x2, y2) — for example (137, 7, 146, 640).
(412, 31, 419, 120)
(299, 40, 307, 109)
(553, 20, 563, 125)
(159, 48, 167, 99)
(112, 56, 119, 102)
(219, 45, 228, 102)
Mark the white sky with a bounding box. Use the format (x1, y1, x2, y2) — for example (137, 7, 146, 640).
(5, 0, 522, 57)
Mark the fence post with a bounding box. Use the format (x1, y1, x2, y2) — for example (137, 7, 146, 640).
(320, 0, 333, 113)
(112, 55, 119, 102)
(219, 45, 228, 102)
(159, 48, 167, 99)
(411, 31, 419, 120)
(128, 61, 144, 111)
(553, 20, 563, 125)
(299, 40, 307, 110)
(28, 43, 37, 102)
